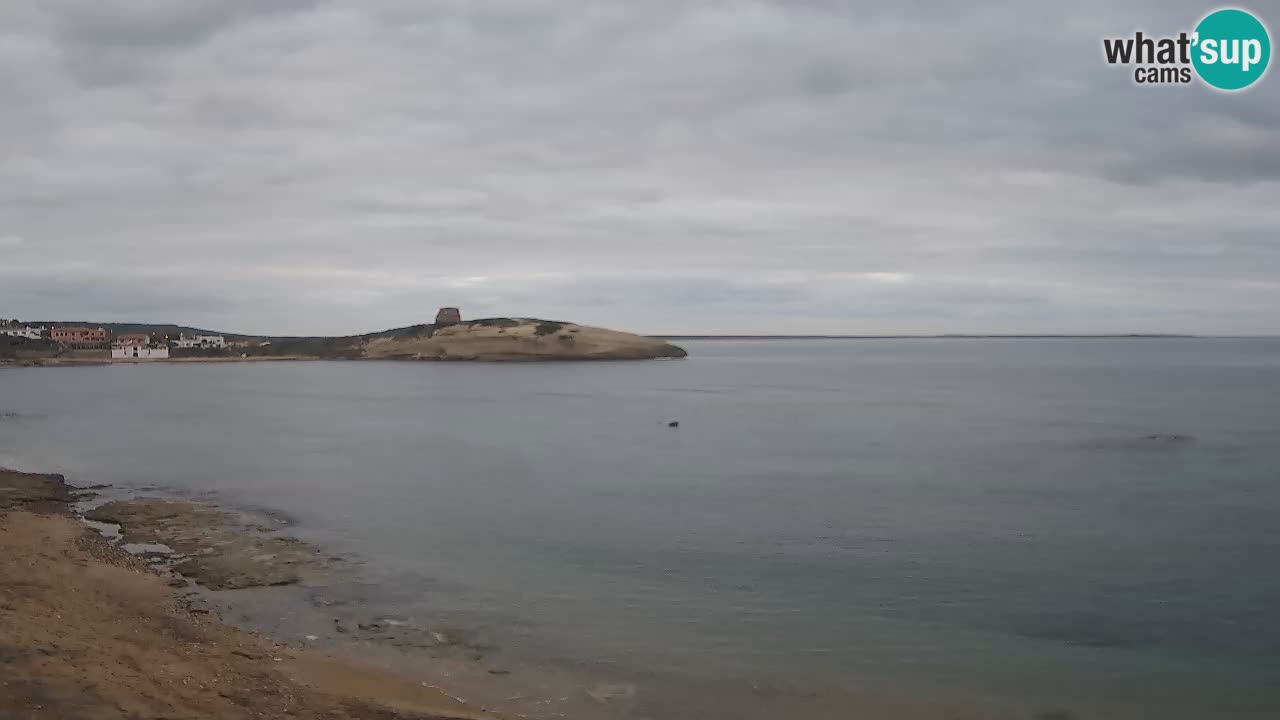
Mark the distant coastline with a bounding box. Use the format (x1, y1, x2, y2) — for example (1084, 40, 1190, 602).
(659, 334, 1201, 340)
(2, 309, 687, 364)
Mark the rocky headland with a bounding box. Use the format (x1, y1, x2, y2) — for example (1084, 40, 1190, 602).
(362, 314, 688, 362)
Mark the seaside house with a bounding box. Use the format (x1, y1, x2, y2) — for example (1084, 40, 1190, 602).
(111, 344, 170, 360)
(111, 333, 169, 360)
(0, 325, 47, 340)
(173, 333, 226, 349)
(49, 326, 107, 348)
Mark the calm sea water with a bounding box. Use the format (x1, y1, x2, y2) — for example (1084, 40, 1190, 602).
(3, 339, 1279, 719)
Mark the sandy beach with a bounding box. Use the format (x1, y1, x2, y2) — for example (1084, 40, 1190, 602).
(0, 468, 491, 720)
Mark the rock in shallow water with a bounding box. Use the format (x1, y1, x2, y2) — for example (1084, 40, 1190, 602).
(83, 498, 325, 590)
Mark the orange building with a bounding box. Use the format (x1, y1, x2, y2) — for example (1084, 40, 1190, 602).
(50, 326, 107, 347)
(114, 333, 150, 347)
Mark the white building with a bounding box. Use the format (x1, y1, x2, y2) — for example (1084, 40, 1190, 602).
(0, 325, 47, 340)
(173, 333, 226, 349)
(112, 345, 170, 360)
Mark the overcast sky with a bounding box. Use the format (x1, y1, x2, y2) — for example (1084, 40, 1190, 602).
(1, 1, 1277, 335)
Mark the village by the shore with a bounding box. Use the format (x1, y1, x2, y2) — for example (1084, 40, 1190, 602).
(0, 319, 262, 361)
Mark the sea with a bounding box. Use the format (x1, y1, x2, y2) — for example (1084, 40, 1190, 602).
(2, 338, 1278, 719)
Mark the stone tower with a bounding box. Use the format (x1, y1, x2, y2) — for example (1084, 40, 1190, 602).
(434, 307, 462, 326)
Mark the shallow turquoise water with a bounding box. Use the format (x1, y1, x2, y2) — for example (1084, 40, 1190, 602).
(3, 339, 1279, 718)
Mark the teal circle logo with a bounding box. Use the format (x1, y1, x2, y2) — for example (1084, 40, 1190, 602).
(1192, 8, 1271, 90)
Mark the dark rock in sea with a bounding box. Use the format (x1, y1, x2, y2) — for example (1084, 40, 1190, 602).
(1085, 433, 1196, 452)
(668, 421, 679, 427)
(1144, 433, 1194, 444)
(85, 498, 319, 590)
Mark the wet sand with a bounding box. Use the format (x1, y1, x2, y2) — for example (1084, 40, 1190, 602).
(0, 468, 490, 720)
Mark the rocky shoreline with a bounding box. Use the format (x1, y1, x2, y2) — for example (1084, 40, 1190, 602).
(0, 467, 491, 720)
(83, 497, 330, 590)
(0, 467, 1037, 720)
(0, 468, 666, 720)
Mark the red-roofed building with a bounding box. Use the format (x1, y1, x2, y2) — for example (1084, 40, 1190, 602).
(50, 326, 107, 348)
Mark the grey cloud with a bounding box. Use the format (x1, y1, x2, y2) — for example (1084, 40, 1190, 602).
(48, 0, 322, 83)
(0, 0, 1278, 335)
(1100, 116, 1280, 185)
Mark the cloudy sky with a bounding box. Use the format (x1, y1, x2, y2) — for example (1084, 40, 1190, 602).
(1, 1, 1277, 335)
